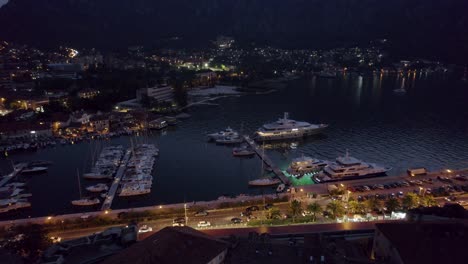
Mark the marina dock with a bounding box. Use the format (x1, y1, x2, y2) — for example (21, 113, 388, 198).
(243, 136, 291, 185)
(0, 163, 26, 188)
(101, 150, 132, 211)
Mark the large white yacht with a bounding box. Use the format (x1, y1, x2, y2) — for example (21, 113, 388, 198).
(254, 113, 327, 141)
(314, 152, 391, 183)
(286, 156, 329, 177)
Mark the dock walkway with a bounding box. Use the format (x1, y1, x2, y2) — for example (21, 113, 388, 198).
(243, 136, 291, 185)
(101, 150, 132, 211)
(0, 163, 26, 188)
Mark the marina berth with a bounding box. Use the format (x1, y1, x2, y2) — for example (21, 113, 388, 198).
(254, 112, 327, 141)
(84, 145, 124, 180)
(117, 144, 157, 197)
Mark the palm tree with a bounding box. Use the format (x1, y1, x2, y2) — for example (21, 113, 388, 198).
(307, 202, 322, 222)
(289, 199, 303, 222)
(365, 198, 382, 212)
(420, 195, 438, 207)
(348, 200, 360, 214)
(326, 200, 345, 219)
(402, 193, 420, 209)
(267, 207, 282, 220)
(385, 197, 401, 212)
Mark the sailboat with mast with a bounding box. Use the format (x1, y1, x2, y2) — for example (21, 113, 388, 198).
(72, 169, 100, 206)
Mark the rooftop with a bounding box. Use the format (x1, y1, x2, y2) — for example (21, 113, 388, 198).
(101, 226, 229, 264)
(376, 221, 468, 264)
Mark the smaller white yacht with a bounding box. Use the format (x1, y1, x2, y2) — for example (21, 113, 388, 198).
(71, 198, 100, 206)
(216, 136, 243, 144)
(314, 151, 391, 183)
(248, 178, 281, 186)
(286, 156, 329, 177)
(207, 127, 239, 141)
(86, 183, 109, 192)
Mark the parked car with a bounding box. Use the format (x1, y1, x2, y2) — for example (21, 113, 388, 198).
(194, 210, 209, 217)
(138, 225, 153, 233)
(241, 210, 252, 217)
(197, 221, 211, 227)
(231, 217, 243, 224)
(173, 217, 186, 226)
(50, 236, 62, 243)
(246, 206, 260, 212)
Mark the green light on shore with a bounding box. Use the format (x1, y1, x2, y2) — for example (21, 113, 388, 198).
(283, 170, 315, 186)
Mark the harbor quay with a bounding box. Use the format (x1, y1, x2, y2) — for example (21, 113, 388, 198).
(1, 167, 466, 228)
(0, 192, 290, 228)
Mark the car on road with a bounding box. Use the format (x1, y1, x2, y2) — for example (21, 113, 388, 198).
(194, 210, 209, 217)
(231, 217, 243, 224)
(246, 206, 260, 212)
(197, 221, 211, 227)
(173, 217, 186, 226)
(138, 225, 153, 233)
(50, 236, 62, 243)
(241, 210, 252, 217)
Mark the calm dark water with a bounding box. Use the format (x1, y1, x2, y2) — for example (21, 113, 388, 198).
(2, 72, 468, 219)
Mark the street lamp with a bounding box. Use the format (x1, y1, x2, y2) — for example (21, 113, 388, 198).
(184, 204, 188, 226)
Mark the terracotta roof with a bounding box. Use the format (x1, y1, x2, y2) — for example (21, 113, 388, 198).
(376, 222, 468, 264)
(101, 227, 229, 264)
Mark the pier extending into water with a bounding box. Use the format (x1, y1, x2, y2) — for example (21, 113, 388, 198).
(101, 150, 132, 211)
(0, 163, 26, 188)
(243, 136, 291, 185)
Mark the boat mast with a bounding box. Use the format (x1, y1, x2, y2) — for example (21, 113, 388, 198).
(77, 168, 82, 199)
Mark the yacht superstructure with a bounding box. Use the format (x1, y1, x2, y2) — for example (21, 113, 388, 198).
(286, 156, 329, 177)
(314, 152, 391, 183)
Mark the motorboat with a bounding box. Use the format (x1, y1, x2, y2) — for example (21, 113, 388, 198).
(216, 136, 243, 144)
(254, 112, 327, 141)
(21, 166, 48, 174)
(71, 198, 100, 206)
(86, 183, 109, 192)
(276, 184, 286, 193)
(248, 178, 281, 186)
(233, 145, 255, 156)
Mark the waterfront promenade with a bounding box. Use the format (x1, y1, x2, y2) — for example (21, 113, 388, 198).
(243, 136, 291, 185)
(101, 149, 132, 211)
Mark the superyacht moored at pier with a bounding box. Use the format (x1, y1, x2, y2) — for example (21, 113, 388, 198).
(313, 152, 391, 183)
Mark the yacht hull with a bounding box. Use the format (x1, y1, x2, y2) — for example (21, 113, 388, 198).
(255, 126, 327, 141)
(313, 171, 388, 183)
